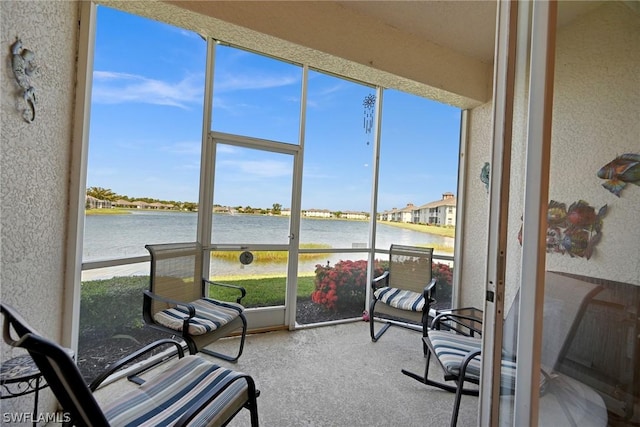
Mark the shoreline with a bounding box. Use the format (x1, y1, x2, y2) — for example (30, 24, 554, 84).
(85, 209, 455, 238)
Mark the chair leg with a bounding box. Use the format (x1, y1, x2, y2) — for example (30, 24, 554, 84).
(370, 300, 392, 342)
(402, 343, 458, 392)
(185, 337, 198, 355)
(246, 376, 260, 427)
(201, 314, 247, 363)
(450, 353, 480, 427)
(369, 299, 377, 341)
(249, 395, 259, 427)
(402, 346, 478, 396)
(421, 311, 430, 355)
(403, 343, 435, 384)
(451, 377, 465, 427)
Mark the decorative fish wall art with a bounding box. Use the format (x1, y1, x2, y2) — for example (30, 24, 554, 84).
(597, 153, 640, 197)
(517, 200, 607, 260)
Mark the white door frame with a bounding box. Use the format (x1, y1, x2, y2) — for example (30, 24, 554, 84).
(480, 1, 558, 425)
(198, 38, 304, 330)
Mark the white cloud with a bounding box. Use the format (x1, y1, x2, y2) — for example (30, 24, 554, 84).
(220, 159, 291, 178)
(92, 71, 203, 108)
(316, 83, 345, 97)
(306, 82, 347, 109)
(215, 73, 299, 93)
(163, 141, 201, 155)
(178, 161, 201, 171)
(216, 145, 238, 154)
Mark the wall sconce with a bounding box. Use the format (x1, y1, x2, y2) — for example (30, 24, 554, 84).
(11, 38, 36, 123)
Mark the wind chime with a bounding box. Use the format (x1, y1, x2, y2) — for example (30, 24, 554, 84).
(363, 94, 376, 145)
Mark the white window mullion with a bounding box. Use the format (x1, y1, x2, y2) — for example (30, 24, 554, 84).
(366, 86, 383, 304)
(66, 0, 97, 352)
(286, 65, 308, 330)
(198, 37, 216, 278)
(452, 109, 469, 308)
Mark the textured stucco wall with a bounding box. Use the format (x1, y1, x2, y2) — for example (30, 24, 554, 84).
(459, 1, 640, 310)
(546, 2, 640, 285)
(1, 0, 78, 418)
(458, 102, 492, 309)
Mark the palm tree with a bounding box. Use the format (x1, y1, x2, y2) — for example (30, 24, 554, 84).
(86, 186, 116, 201)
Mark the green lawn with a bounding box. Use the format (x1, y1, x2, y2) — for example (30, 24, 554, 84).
(80, 275, 316, 334)
(85, 208, 133, 215)
(209, 275, 316, 307)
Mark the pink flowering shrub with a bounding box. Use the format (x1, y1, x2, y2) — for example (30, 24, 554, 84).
(432, 262, 453, 287)
(312, 259, 454, 310)
(432, 262, 453, 304)
(312, 260, 384, 311)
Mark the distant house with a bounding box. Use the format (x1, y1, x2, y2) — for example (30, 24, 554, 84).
(114, 199, 136, 208)
(377, 193, 456, 226)
(304, 208, 333, 218)
(416, 192, 456, 226)
(212, 206, 233, 214)
(86, 195, 112, 209)
(342, 211, 368, 220)
(133, 201, 149, 209)
(112, 199, 176, 210)
(398, 203, 416, 223)
(389, 207, 400, 222)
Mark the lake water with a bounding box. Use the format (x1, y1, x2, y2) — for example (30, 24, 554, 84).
(83, 211, 453, 278)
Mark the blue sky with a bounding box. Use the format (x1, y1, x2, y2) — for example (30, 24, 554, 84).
(88, 6, 461, 212)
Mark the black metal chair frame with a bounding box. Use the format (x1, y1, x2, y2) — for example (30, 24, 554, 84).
(144, 242, 248, 362)
(1, 302, 259, 427)
(402, 272, 605, 427)
(369, 244, 436, 351)
(402, 309, 484, 427)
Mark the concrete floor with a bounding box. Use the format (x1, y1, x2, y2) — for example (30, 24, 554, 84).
(92, 321, 479, 426)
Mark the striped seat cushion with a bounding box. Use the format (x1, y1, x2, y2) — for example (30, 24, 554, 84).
(374, 287, 425, 311)
(154, 298, 244, 336)
(429, 330, 517, 390)
(102, 355, 250, 427)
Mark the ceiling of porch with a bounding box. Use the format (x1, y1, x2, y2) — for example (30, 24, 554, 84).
(100, 1, 606, 109)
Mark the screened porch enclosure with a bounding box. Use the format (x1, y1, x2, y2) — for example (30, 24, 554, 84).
(78, 4, 460, 383)
(2, 1, 638, 425)
(77, 2, 639, 424)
